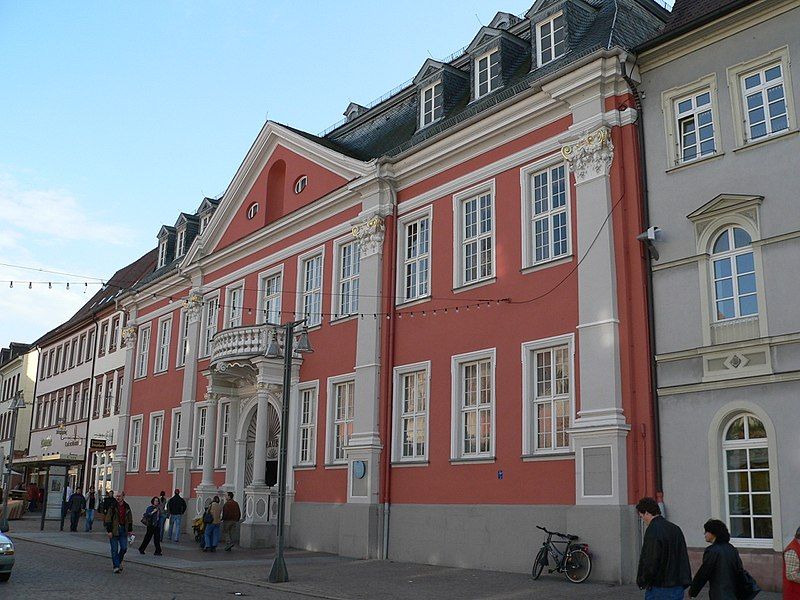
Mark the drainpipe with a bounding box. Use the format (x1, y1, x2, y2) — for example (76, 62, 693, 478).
(622, 68, 663, 496)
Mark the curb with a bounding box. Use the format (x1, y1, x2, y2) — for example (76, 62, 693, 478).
(13, 533, 349, 600)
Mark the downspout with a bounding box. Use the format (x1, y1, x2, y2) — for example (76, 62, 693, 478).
(378, 167, 399, 560)
(82, 316, 100, 491)
(622, 67, 663, 496)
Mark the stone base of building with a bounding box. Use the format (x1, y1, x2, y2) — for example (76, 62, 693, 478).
(239, 520, 276, 549)
(689, 547, 782, 592)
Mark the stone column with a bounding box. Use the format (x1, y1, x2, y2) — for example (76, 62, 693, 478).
(251, 384, 270, 487)
(110, 324, 137, 493)
(194, 391, 219, 509)
(173, 290, 203, 510)
(222, 398, 240, 493)
(561, 126, 630, 506)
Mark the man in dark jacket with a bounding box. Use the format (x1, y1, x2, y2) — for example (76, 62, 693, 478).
(67, 488, 86, 532)
(104, 491, 133, 573)
(166, 489, 187, 543)
(636, 497, 692, 599)
(101, 489, 116, 515)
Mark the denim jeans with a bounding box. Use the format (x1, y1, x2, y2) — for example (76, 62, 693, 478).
(85, 509, 95, 531)
(109, 526, 128, 568)
(644, 586, 685, 600)
(168, 514, 182, 542)
(204, 523, 220, 549)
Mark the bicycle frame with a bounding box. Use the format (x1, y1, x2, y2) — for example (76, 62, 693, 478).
(538, 531, 590, 573)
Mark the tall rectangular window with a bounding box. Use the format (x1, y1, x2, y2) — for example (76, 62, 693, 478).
(528, 164, 569, 265)
(533, 346, 571, 451)
(77, 334, 86, 365)
(475, 50, 500, 98)
(675, 91, 716, 163)
(395, 367, 428, 461)
(196, 406, 207, 467)
(741, 63, 788, 141)
(169, 409, 182, 471)
(298, 386, 317, 465)
(537, 12, 566, 66)
(262, 272, 282, 324)
(177, 309, 189, 367)
(458, 189, 494, 286)
(128, 416, 143, 471)
(104, 377, 114, 416)
(93, 381, 102, 419)
(300, 253, 323, 327)
(451, 350, 495, 459)
(330, 380, 354, 463)
(99, 322, 109, 356)
(402, 214, 430, 302)
(218, 402, 230, 467)
(226, 285, 243, 329)
(157, 239, 168, 268)
(135, 325, 151, 378)
(81, 385, 90, 418)
(109, 316, 120, 352)
(202, 296, 219, 357)
(86, 330, 95, 362)
(148, 413, 163, 471)
(155, 317, 171, 373)
(68, 339, 76, 368)
(176, 229, 186, 257)
(53, 346, 61, 375)
(336, 241, 360, 318)
(420, 81, 443, 127)
(114, 374, 123, 414)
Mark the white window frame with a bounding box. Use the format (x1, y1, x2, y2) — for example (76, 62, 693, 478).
(536, 11, 566, 67)
(710, 225, 759, 322)
(246, 202, 259, 220)
(521, 334, 575, 456)
(168, 407, 181, 471)
(419, 80, 443, 128)
(176, 228, 186, 257)
(397, 205, 433, 304)
(201, 292, 220, 357)
(392, 361, 431, 463)
(200, 213, 212, 234)
(128, 415, 143, 472)
(157, 238, 168, 268)
(194, 404, 208, 469)
(453, 180, 495, 289)
(661, 75, 722, 168)
(296, 381, 319, 467)
(331, 237, 360, 320)
(147, 411, 164, 472)
(297, 247, 325, 328)
(225, 282, 245, 329)
(450, 348, 496, 461)
(728, 47, 796, 148)
(155, 316, 172, 373)
(176, 308, 189, 367)
(325, 373, 355, 465)
(674, 90, 717, 164)
(257, 265, 284, 325)
(520, 156, 572, 269)
(135, 324, 151, 379)
(294, 175, 308, 194)
(216, 401, 231, 468)
(474, 49, 500, 99)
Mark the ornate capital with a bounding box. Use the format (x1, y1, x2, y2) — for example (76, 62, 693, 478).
(183, 291, 204, 323)
(561, 126, 614, 184)
(351, 215, 386, 258)
(121, 326, 137, 348)
(205, 392, 221, 404)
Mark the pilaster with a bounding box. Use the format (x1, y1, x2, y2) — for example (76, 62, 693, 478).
(110, 324, 137, 493)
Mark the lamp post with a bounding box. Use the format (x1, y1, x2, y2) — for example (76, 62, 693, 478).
(266, 320, 312, 583)
(1, 391, 25, 532)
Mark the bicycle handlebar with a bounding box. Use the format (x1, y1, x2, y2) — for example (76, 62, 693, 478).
(536, 525, 578, 540)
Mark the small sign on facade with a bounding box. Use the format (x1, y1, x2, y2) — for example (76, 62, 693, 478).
(90, 438, 107, 450)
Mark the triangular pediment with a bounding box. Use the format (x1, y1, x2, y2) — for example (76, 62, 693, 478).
(488, 11, 521, 30)
(197, 197, 220, 215)
(182, 121, 370, 265)
(413, 59, 444, 85)
(525, 0, 564, 18)
(466, 27, 502, 54)
(687, 194, 764, 222)
(174, 212, 197, 229)
(157, 225, 175, 239)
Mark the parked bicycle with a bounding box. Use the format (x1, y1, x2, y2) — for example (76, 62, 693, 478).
(531, 525, 592, 583)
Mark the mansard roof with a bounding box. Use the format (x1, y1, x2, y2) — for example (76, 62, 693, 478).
(636, 0, 748, 51)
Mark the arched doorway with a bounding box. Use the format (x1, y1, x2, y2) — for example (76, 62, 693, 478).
(244, 402, 281, 488)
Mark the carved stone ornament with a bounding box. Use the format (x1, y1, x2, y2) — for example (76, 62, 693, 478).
(121, 326, 137, 348)
(205, 392, 221, 403)
(216, 362, 229, 373)
(183, 291, 204, 323)
(561, 126, 614, 184)
(351, 215, 386, 257)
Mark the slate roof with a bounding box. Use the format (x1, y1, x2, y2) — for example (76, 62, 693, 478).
(34, 249, 158, 347)
(301, 0, 668, 162)
(0, 342, 32, 368)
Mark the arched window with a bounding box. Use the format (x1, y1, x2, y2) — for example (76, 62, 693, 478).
(722, 414, 772, 541)
(246, 202, 259, 220)
(294, 175, 308, 194)
(711, 226, 758, 321)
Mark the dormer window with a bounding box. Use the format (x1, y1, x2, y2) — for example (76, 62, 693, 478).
(536, 12, 565, 66)
(157, 239, 168, 268)
(176, 229, 186, 257)
(420, 81, 443, 127)
(200, 213, 211, 234)
(475, 50, 501, 98)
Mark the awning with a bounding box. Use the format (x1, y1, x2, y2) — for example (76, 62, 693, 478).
(13, 454, 85, 468)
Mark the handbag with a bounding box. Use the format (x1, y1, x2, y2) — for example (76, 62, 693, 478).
(736, 566, 761, 600)
(202, 510, 213, 524)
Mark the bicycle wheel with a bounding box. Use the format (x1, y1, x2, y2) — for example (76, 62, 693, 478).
(531, 547, 547, 580)
(564, 549, 591, 583)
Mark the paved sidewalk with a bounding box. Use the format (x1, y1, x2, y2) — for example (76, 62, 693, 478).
(6, 515, 780, 599)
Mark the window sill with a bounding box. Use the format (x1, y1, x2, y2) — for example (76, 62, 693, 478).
(521, 255, 573, 275)
(733, 129, 798, 153)
(153, 370, 169, 378)
(329, 314, 358, 326)
(449, 456, 496, 465)
(294, 464, 316, 471)
(666, 152, 725, 173)
(324, 463, 347, 470)
(452, 277, 496, 294)
(522, 452, 574, 462)
(391, 460, 429, 468)
(396, 296, 432, 309)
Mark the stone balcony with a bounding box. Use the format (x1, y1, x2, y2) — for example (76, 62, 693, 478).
(210, 324, 273, 364)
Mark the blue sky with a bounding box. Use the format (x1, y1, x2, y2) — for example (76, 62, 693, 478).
(0, 0, 670, 347)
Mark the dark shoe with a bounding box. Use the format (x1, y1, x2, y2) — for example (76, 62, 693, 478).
(138, 549, 145, 554)
(113, 567, 121, 574)
(210, 547, 216, 552)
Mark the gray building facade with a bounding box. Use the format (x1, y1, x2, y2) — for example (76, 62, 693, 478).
(637, 0, 800, 591)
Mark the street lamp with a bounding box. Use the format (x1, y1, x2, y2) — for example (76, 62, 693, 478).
(1, 391, 26, 532)
(265, 320, 313, 583)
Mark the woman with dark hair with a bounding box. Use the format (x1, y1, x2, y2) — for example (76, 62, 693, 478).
(689, 519, 754, 599)
(138, 496, 163, 556)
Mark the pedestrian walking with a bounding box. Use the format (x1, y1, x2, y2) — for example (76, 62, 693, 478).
(221, 492, 241, 551)
(67, 488, 86, 532)
(689, 519, 760, 600)
(102, 489, 116, 516)
(203, 496, 222, 552)
(784, 526, 800, 599)
(157, 490, 168, 541)
(85, 490, 96, 531)
(167, 488, 187, 543)
(104, 491, 133, 574)
(138, 496, 163, 556)
(636, 497, 692, 600)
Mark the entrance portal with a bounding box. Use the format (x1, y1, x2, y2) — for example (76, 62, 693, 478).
(244, 402, 280, 488)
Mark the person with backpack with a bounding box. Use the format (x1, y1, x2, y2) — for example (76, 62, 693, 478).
(166, 488, 187, 543)
(137, 496, 163, 556)
(689, 519, 760, 599)
(202, 496, 222, 552)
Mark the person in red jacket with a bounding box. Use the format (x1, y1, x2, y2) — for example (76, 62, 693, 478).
(785, 527, 800, 599)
